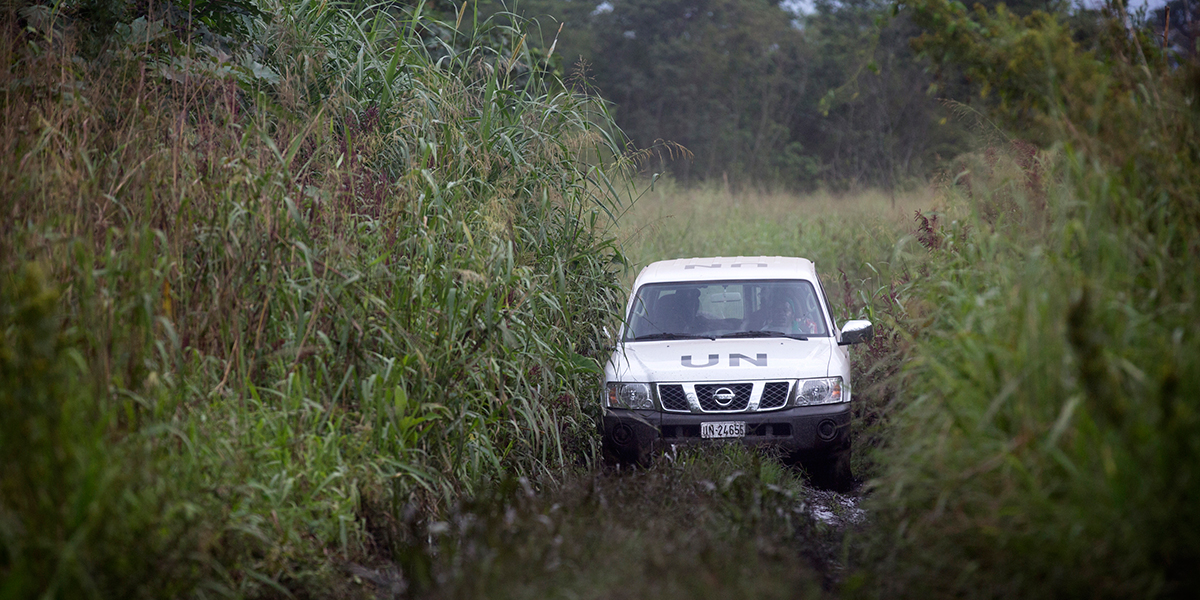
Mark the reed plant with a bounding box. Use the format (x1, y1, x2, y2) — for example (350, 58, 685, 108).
(1, 0, 634, 596)
(852, 140, 1200, 600)
(848, 3, 1200, 596)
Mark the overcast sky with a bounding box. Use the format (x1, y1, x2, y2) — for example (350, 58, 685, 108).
(591, 0, 1174, 24)
(775, 0, 1171, 16)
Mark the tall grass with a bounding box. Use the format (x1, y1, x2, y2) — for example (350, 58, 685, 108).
(852, 151, 1200, 598)
(847, 3, 1200, 595)
(1, 265, 211, 599)
(1, 1, 634, 596)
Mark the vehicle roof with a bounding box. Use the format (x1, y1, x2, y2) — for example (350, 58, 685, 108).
(632, 256, 818, 288)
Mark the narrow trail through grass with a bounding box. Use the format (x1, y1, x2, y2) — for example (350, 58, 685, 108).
(388, 446, 835, 600)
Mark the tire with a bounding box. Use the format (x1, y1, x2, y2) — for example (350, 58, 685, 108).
(602, 437, 653, 468)
(807, 447, 853, 492)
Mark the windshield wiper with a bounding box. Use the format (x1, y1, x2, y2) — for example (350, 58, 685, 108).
(718, 330, 809, 341)
(629, 332, 716, 342)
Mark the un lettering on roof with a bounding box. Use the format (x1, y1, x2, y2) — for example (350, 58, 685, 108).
(683, 262, 768, 269)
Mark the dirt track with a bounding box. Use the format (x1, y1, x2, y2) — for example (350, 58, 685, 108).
(350, 448, 865, 599)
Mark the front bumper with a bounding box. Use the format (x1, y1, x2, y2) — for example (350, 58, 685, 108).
(602, 403, 850, 461)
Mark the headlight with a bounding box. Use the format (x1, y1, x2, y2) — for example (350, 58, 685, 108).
(605, 382, 653, 409)
(793, 377, 844, 406)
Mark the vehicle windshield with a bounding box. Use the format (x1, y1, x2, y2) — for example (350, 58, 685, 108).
(623, 279, 829, 341)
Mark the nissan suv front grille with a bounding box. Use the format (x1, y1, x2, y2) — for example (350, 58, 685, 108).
(659, 384, 688, 411)
(656, 381, 793, 413)
(695, 383, 753, 411)
(759, 381, 791, 409)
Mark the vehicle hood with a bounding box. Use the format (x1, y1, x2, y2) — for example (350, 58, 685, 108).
(605, 338, 834, 383)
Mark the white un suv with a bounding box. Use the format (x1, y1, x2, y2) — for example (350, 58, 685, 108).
(601, 256, 873, 488)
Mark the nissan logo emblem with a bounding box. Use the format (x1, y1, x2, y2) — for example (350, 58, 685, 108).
(712, 387, 736, 407)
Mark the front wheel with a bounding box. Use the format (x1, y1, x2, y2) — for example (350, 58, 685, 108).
(602, 434, 653, 468)
(805, 447, 853, 492)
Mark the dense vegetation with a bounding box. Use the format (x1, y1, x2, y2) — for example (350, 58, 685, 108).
(1, 0, 636, 596)
(850, 1, 1200, 597)
(4, 0, 1199, 598)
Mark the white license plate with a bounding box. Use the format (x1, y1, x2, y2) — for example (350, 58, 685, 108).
(701, 421, 745, 439)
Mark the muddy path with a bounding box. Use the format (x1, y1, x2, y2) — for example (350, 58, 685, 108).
(349, 447, 866, 600)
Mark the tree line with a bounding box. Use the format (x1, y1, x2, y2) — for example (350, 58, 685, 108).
(452, 0, 1192, 191)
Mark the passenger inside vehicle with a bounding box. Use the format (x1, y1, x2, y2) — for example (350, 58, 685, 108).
(763, 296, 796, 332)
(653, 288, 700, 333)
(751, 289, 821, 334)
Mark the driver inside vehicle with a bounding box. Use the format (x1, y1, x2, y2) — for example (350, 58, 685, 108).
(762, 291, 821, 335)
(653, 287, 701, 334)
(763, 295, 796, 333)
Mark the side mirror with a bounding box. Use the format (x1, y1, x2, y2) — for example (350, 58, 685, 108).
(838, 320, 873, 346)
